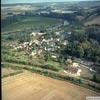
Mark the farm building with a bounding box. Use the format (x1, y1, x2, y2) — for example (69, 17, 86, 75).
(67, 67, 82, 76)
(72, 62, 79, 68)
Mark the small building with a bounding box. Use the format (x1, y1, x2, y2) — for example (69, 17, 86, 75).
(67, 32, 72, 35)
(29, 40, 33, 46)
(62, 40, 68, 46)
(31, 32, 45, 37)
(40, 11, 50, 14)
(37, 49, 42, 55)
(30, 50, 37, 56)
(72, 62, 79, 68)
(55, 32, 60, 36)
(56, 38, 60, 42)
(31, 32, 37, 36)
(14, 45, 23, 50)
(66, 59, 72, 64)
(51, 55, 57, 59)
(33, 40, 40, 45)
(63, 20, 69, 26)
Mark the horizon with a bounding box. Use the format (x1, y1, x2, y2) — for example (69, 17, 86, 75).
(2, 0, 99, 4)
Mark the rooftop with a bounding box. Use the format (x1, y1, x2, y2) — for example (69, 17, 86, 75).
(67, 67, 79, 74)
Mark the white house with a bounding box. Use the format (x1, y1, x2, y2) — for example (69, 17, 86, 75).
(29, 40, 33, 46)
(31, 32, 45, 36)
(51, 55, 57, 59)
(55, 32, 60, 35)
(33, 40, 40, 45)
(72, 62, 79, 68)
(38, 49, 42, 55)
(67, 32, 72, 35)
(31, 32, 37, 36)
(66, 59, 72, 64)
(30, 50, 37, 56)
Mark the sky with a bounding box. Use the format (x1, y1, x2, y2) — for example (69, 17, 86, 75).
(2, 0, 98, 4)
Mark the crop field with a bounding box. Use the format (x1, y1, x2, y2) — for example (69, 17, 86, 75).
(1, 16, 61, 33)
(2, 71, 99, 100)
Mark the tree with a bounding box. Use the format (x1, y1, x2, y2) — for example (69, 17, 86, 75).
(76, 45, 84, 58)
(93, 74, 97, 82)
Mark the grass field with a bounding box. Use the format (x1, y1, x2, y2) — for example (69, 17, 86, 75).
(1, 16, 61, 33)
(2, 71, 99, 100)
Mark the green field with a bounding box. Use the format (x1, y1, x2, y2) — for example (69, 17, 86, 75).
(2, 16, 61, 33)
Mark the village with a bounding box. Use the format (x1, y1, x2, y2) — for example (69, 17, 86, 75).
(12, 26, 100, 78)
(2, 1, 100, 100)
(13, 28, 84, 77)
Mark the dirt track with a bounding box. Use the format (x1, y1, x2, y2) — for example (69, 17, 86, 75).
(2, 71, 100, 100)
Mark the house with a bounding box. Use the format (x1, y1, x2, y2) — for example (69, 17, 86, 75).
(30, 50, 37, 56)
(62, 40, 68, 46)
(31, 32, 37, 36)
(55, 32, 60, 36)
(67, 67, 82, 76)
(29, 40, 33, 46)
(63, 20, 69, 26)
(66, 59, 72, 64)
(67, 32, 72, 35)
(31, 32, 45, 37)
(51, 55, 57, 59)
(37, 49, 42, 55)
(72, 62, 79, 68)
(42, 39, 47, 42)
(40, 11, 50, 14)
(57, 46, 60, 49)
(23, 42, 29, 48)
(37, 32, 45, 36)
(14, 45, 23, 50)
(50, 38, 53, 41)
(44, 47, 47, 51)
(56, 38, 60, 42)
(33, 40, 40, 45)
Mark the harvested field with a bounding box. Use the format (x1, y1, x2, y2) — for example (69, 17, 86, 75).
(1, 67, 23, 78)
(2, 67, 19, 77)
(85, 16, 100, 26)
(2, 71, 100, 100)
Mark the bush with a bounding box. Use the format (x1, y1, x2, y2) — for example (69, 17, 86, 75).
(43, 64, 59, 71)
(4, 58, 60, 71)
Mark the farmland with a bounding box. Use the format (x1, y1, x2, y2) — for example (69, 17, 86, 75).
(2, 71, 99, 100)
(1, 1, 100, 100)
(1, 66, 23, 78)
(1, 16, 61, 33)
(85, 16, 100, 26)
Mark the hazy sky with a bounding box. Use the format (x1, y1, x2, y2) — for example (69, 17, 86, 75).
(2, 0, 98, 4)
